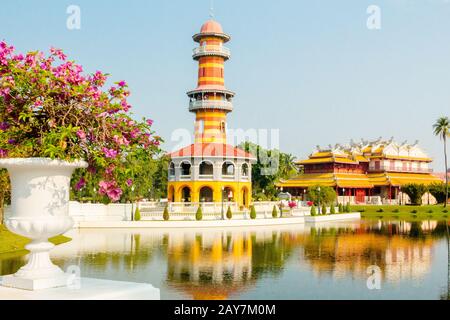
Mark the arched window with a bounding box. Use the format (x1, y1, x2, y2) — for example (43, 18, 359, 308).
(222, 161, 235, 176)
(199, 161, 214, 175)
(181, 186, 191, 202)
(169, 162, 175, 176)
(180, 161, 191, 176)
(241, 163, 249, 177)
(199, 186, 213, 202)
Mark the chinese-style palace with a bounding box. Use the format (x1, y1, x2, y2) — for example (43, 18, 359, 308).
(167, 19, 255, 207)
(277, 138, 442, 204)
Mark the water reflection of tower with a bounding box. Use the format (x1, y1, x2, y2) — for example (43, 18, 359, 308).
(166, 231, 254, 300)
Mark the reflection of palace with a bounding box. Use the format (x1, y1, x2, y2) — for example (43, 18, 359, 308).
(167, 19, 255, 207)
(278, 139, 441, 204)
(301, 221, 441, 283)
(15, 221, 445, 300)
(166, 232, 254, 300)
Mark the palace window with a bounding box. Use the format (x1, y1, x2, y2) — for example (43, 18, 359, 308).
(222, 161, 235, 176)
(241, 163, 249, 177)
(180, 161, 192, 176)
(169, 162, 175, 176)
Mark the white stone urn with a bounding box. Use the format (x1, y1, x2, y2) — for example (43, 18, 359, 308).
(0, 158, 87, 290)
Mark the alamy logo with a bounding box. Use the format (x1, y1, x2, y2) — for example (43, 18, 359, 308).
(66, 5, 81, 30)
(366, 265, 381, 290)
(367, 5, 381, 30)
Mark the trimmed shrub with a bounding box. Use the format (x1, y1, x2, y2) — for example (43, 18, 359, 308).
(321, 204, 327, 215)
(272, 205, 278, 218)
(402, 183, 428, 205)
(338, 203, 344, 213)
(250, 205, 256, 219)
(377, 208, 384, 213)
(310, 206, 317, 216)
(411, 209, 418, 214)
(345, 203, 351, 213)
(392, 208, 400, 213)
(196, 206, 203, 221)
(428, 182, 447, 204)
(134, 207, 141, 221)
(427, 209, 433, 214)
(443, 209, 449, 213)
(226, 206, 232, 220)
(163, 206, 169, 221)
(330, 205, 336, 214)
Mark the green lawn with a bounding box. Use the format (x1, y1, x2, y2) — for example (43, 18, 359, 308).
(0, 225, 71, 255)
(353, 205, 450, 221)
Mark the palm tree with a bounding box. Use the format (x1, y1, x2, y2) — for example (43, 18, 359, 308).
(278, 153, 298, 179)
(433, 117, 450, 207)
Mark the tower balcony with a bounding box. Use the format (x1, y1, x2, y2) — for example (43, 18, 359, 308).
(193, 45, 231, 60)
(189, 99, 233, 112)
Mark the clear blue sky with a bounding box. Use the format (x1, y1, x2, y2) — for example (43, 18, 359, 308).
(1, 0, 449, 170)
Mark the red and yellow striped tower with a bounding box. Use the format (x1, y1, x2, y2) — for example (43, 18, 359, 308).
(188, 19, 234, 144)
(168, 19, 255, 208)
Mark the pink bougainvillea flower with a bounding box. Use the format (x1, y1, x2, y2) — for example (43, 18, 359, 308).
(76, 130, 87, 141)
(107, 187, 123, 202)
(50, 47, 67, 61)
(33, 100, 43, 108)
(0, 122, 9, 131)
(105, 164, 115, 175)
(113, 135, 130, 146)
(0, 149, 8, 157)
(126, 179, 133, 187)
(102, 147, 118, 159)
(146, 119, 154, 126)
(98, 180, 122, 202)
(75, 177, 86, 191)
(118, 80, 126, 87)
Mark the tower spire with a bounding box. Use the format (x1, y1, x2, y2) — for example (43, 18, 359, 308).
(209, 0, 214, 19)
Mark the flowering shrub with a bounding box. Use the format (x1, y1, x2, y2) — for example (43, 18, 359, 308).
(307, 201, 314, 207)
(288, 201, 297, 209)
(0, 41, 161, 202)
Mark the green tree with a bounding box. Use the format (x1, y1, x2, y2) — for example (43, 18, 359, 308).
(163, 206, 169, 221)
(321, 204, 327, 215)
(433, 116, 449, 207)
(196, 206, 203, 221)
(310, 206, 317, 216)
(338, 203, 344, 213)
(239, 142, 298, 199)
(307, 186, 336, 206)
(70, 150, 168, 203)
(226, 206, 232, 220)
(402, 183, 428, 205)
(272, 205, 278, 218)
(250, 205, 257, 219)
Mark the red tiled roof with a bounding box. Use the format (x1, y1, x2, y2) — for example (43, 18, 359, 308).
(169, 143, 255, 160)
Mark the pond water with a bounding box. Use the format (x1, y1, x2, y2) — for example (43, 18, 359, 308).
(1, 219, 449, 300)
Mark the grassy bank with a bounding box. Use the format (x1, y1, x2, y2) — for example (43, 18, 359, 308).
(353, 205, 450, 220)
(0, 225, 71, 255)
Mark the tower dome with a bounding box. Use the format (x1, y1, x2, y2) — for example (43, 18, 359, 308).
(193, 19, 230, 43)
(200, 19, 223, 33)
